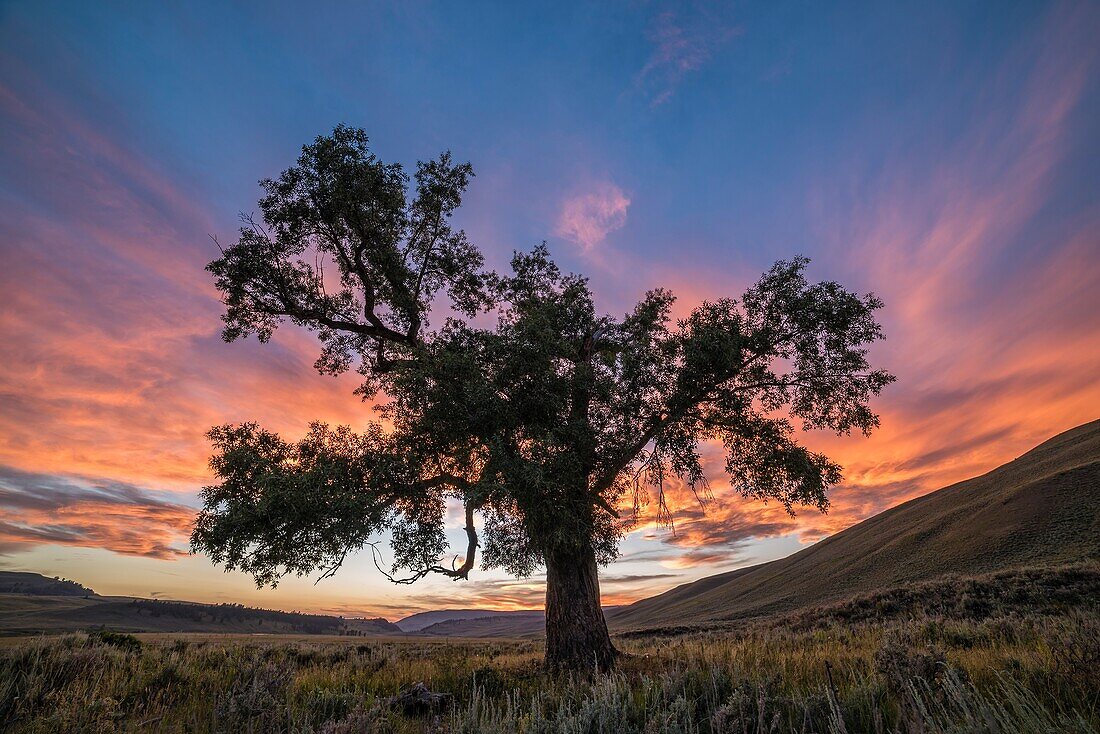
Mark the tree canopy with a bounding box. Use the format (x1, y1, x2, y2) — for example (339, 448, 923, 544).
(192, 125, 894, 669)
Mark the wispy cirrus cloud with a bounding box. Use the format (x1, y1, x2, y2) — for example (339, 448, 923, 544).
(614, 2, 1100, 568)
(554, 181, 631, 251)
(794, 2, 1100, 534)
(0, 1, 1097, 612)
(0, 467, 196, 559)
(634, 9, 742, 107)
(0, 64, 374, 491)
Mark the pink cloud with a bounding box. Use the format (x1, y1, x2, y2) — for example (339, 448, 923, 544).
(0, 468, 195, 559)
(617, 2, 1100, 566)
(0, 3, 1096, 592)
(0, 68, 377, 492)
(555, 182, 631, 250)
(635, 10, 742, 106)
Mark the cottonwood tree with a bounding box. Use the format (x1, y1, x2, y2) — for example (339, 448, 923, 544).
(192, 126, 894, 671)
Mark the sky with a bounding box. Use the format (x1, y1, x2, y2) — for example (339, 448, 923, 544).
(0, 1, 1097, 620)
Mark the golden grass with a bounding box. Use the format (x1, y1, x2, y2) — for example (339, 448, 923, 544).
(1, 608, 1096, 733)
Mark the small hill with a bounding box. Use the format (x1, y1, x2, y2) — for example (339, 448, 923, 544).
(0, 575, 402, 637)
(418, 611, 545, 637)
(50, 598, 401, 636)
(0, 571, 94, 596)
(396, 609, 537, 632)
(399, 607, 622, 637)
(611, 419, 1100, 631)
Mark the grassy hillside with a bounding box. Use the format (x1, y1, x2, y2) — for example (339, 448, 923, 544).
(612, 419, 1100, 630)
(418, 611, 545, 637)
(395, 609, 539, 633)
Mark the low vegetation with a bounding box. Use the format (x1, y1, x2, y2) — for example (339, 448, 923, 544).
(2, 565, 1096, 733)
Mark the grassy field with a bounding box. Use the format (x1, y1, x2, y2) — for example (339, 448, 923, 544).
(2, 572, 1097, 734)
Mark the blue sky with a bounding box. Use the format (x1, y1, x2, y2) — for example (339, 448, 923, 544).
(0, 1, 1097, 617)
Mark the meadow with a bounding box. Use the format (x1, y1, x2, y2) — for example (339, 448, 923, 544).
(2, 566, 1097, 734)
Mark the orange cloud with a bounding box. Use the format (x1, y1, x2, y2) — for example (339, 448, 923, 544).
(0, 467, 195, 559)
(0, 72, 377, 492)
(615, 3, 1100, 567)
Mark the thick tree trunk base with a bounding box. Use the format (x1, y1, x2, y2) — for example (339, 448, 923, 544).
(544, 544, 618, 672)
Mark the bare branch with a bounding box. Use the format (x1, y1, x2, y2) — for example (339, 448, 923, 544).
(368, 500, 480, 584)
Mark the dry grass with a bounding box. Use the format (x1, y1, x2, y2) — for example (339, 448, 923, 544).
(1, 602, 1096, 733)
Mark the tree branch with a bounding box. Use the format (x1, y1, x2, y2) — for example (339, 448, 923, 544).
(369, 500, 480, 584)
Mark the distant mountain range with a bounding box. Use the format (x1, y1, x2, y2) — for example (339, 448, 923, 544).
(2, 420, 1096, 638)
(395, 609, 544, 634)
(0, 572, 545, 637)
(0, 573, 400, 637)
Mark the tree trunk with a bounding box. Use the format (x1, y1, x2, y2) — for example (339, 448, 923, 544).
(544, 541, 618, 672)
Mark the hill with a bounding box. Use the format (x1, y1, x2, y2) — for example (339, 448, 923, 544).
(611, 418, 1100, 631)
(395, 609, 538, 632)
(0, 573, 401, 636)
(0, 571, 94, 596)
(399, 608, 623, 637)
(418, 611, 545, 637)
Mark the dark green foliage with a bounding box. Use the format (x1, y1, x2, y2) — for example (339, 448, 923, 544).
(88, 629, 142, 654)
(195, 423, 424, 586)
(192, 125, 893, 610)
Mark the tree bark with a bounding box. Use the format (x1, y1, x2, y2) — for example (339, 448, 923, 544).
(544, 541, 618, 672)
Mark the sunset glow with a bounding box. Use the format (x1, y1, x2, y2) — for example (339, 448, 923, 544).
(1, 1, 1097, 619)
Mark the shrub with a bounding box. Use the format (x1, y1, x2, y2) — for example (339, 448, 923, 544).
(88, 629, 143, 654)
(873, 631, 949, 695)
